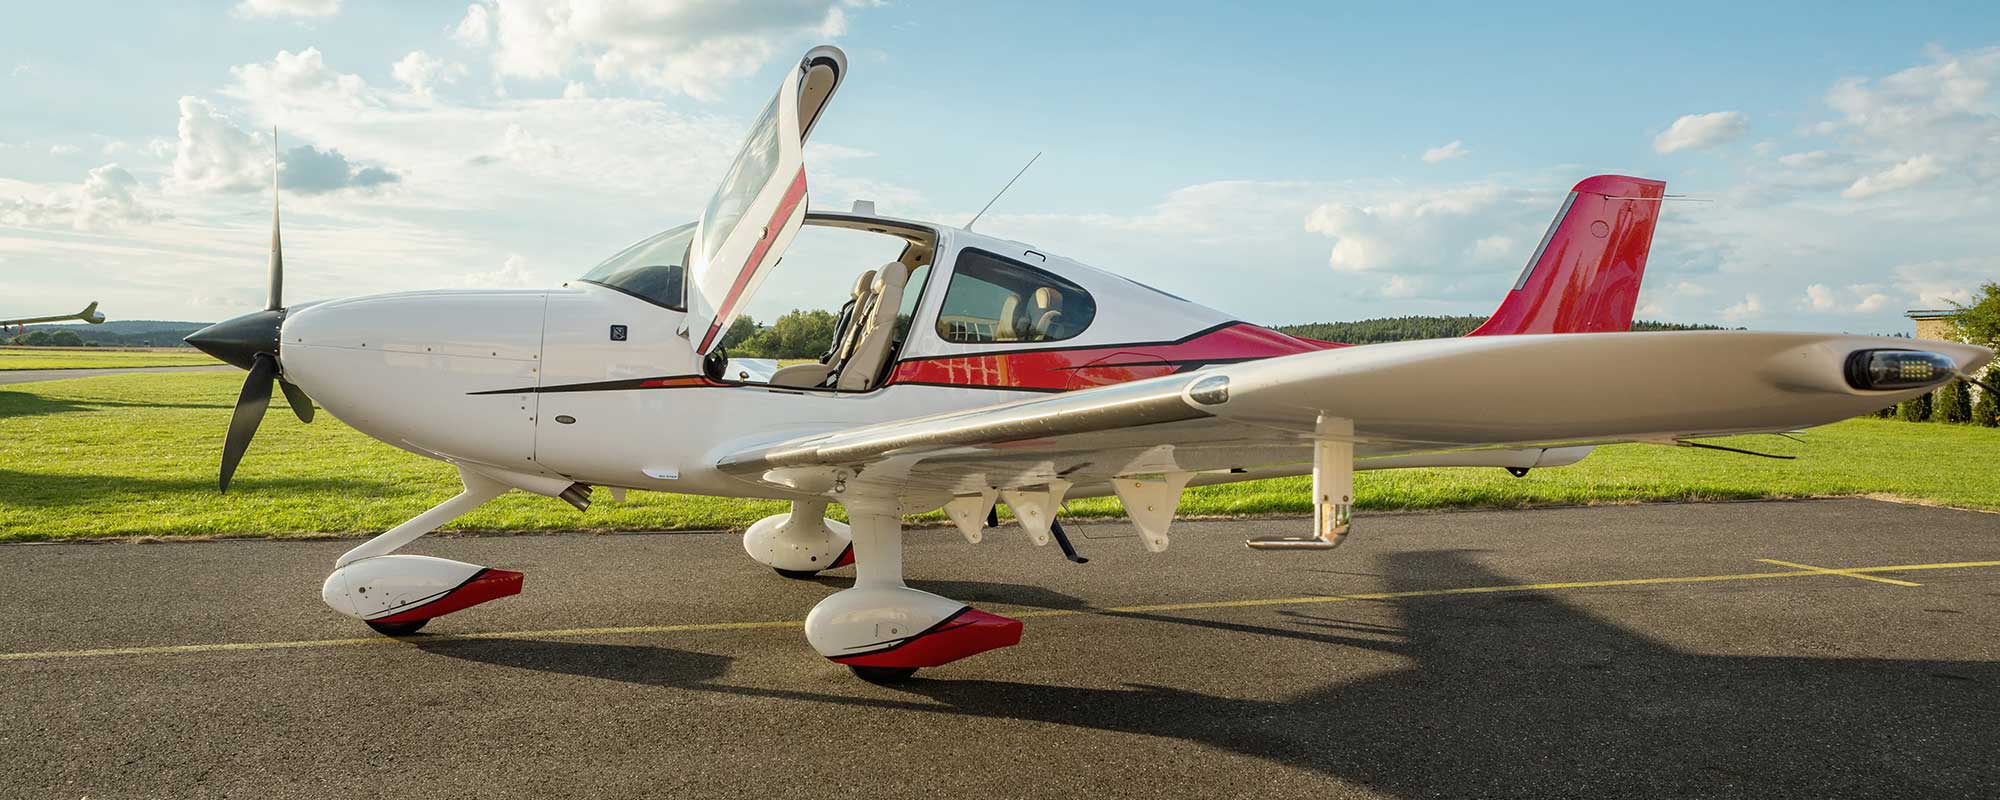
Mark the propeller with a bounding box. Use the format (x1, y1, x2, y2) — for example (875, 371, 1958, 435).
(184, 129, 315, 493)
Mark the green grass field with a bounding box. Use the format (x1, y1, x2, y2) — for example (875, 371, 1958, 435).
(0, 347, 219, 370)
(2, 371, 1996, 541)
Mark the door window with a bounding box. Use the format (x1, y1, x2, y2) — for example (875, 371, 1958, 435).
(935, 249, 1095, 344)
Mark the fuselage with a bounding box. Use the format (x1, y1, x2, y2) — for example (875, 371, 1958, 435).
(279, 214, 1340, 501)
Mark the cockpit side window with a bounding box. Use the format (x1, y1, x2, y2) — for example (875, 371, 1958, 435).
(577, 222, 695, 310)
(935, 249, 1095, 344)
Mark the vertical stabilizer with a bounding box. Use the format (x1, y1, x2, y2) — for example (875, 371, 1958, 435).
(1468, 175, 1666, 336)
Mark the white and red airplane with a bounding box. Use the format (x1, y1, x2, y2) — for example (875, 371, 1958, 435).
(187, 46, 1990, 682)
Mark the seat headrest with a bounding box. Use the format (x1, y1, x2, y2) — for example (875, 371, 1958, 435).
(851, 269, 877, 298)
(874, 261, 911, 290)
(1032, 286, 1062, 310)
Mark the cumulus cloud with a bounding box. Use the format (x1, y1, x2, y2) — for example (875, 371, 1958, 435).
(1804, 283, 1897, 314)
(233, 0, 341, 18)
(1893, 258, 1995, 307)
(228, 48, 374, 109)
(1721, 293, 1763, 320)
(1841, 154, 1944, 198)
(281, 144, 399, 194)
(392, 50, 464, 98)
(168, 95, 399, 195)
(1654, 111, 1749, 154)
(453, 3, 493, 47)
(171, 96, 269, 194)
(460, 254, 539, 287)
(0, 163, 154, 230)
(458, 0, 864, 99)
(1421, 139, 1468, 164)
(1303, 184, 1549, 276)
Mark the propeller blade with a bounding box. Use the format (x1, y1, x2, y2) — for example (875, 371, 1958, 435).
(267, 127, 283, 312)
(277, 377, 315, 424)
(220, 353, 278, 493)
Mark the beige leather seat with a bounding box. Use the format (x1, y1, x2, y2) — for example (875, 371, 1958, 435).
(1029, 287, 1064, 340)
(769, 268, 876, 388)
(996, 293, 1027, 341)
(835, 262, 911, 391)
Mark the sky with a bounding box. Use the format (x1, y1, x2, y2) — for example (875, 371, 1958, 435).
(2, 1, 1996, 333)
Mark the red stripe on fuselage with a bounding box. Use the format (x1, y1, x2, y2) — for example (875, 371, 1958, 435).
(697, 167, 810, 353)
(887, 322, 1339, 392)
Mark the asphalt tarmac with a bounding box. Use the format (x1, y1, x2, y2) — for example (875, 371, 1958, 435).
(0, 365, 232, 386)
(3, 499, 1997, 799)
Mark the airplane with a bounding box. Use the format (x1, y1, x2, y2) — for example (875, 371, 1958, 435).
(185, 46, 1992, 682)
(2, 301, 106, 335)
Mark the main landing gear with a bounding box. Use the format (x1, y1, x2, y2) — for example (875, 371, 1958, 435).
(804, 499, 1022, 681)
(743, 499, 854, 579)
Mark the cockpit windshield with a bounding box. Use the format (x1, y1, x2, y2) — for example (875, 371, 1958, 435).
(577, 222, 695, 310)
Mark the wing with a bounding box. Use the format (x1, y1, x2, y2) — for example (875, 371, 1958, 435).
(717, 331, 1989, 506)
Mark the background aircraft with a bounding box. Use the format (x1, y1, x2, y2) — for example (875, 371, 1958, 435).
(1, 301, 105, 334)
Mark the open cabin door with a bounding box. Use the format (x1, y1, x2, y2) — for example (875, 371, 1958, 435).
(685, 45, 846, 355)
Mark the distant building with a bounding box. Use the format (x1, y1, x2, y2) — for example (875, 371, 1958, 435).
(1906, 309, 1958, 341)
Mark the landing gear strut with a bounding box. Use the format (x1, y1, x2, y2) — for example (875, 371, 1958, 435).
(805, 498, 1022, 679)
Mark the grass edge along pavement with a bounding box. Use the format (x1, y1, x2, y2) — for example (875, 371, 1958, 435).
(3, 371, 1998, 541)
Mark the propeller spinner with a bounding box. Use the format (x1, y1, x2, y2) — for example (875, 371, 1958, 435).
(184, 130, 315, 493)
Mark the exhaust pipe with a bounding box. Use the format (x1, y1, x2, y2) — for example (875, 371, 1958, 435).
(558, 483, 593, 512)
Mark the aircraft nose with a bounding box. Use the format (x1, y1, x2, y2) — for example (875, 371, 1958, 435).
(185, 309, 284, 371)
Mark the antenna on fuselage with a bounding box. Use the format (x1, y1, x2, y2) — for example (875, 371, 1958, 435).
(965, 151, 1040, 230)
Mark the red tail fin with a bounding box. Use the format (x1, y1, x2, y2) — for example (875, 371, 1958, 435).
(1467, 174, 1665, 336)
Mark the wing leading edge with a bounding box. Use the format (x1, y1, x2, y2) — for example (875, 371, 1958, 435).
(716, 331, 1990, 504)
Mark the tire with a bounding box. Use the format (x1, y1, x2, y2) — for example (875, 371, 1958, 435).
(366, 618, 429, 636)
(849, 665, 919, 684)
(774, 567, 823, 580)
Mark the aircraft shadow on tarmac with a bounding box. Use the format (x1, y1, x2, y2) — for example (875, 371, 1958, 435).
(416, 550, 1999, 796)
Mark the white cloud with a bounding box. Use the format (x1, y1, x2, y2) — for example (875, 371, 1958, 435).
(460, 0, 863, 99)
(1654, 111, 1749, 154)
(1804, 283, 1902, 313)
(233, 0, 340, 18)
(1721, 293, 1763, 320)
(1304, 184, 1546, 276)
(460, 254, 540, 287)
(1421, 139, 1468, 164)
(453, 3, 494, 47)
(170, 96, 269, 194)
(227, 48, 374, 110)
(47, 144, 79, 155)
(168, 94, 400, 196)
(392, 51, 464, 98)
(1777, 150, 1831, 168)
(1841, 154, 1944, 198)
(0, 164, 154, 230)
(9, 63, 32, 78)
(1893, 258, 1994, 307)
